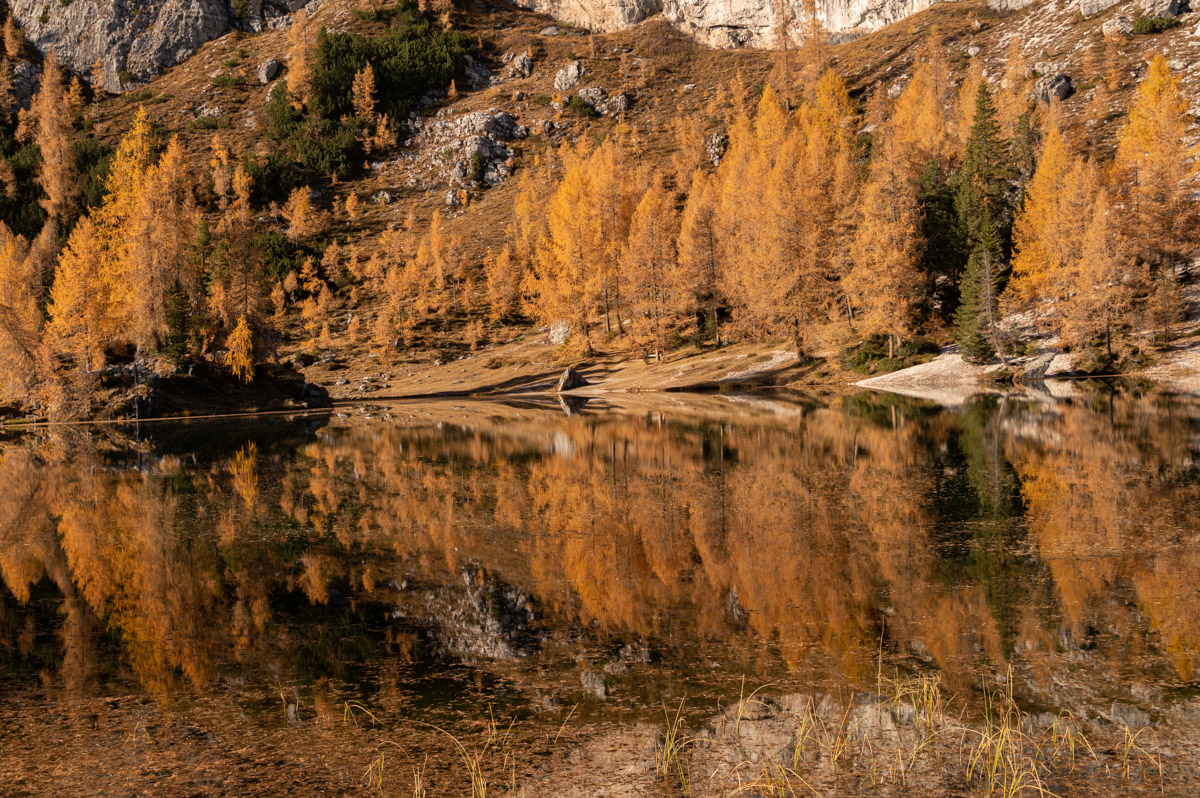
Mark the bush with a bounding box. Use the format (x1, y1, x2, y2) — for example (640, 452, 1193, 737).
(1132, 15, 1179, 34)
(188, 115, 231, 130)
(265, 85, 364, 180)
(210, 73, 246, 88)
(566, 95, 597, 117)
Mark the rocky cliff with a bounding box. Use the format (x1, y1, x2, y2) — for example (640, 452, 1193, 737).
(512, 0, 940, 47)
(7, 0, 306, 93)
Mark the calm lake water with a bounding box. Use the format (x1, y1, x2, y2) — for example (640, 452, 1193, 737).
(1, 389, 1198, 796)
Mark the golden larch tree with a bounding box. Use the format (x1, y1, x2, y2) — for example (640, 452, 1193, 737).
(622, 179, 680, 361)
(1113, 54, 1197, 271)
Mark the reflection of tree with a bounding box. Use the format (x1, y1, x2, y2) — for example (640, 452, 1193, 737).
(0, 394, 1196, 707)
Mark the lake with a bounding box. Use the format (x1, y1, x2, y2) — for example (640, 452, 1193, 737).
(1, 388, 1197, 796)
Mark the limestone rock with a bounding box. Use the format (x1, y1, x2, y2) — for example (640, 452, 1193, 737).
(10, 0, 232, 93)
(504, 51, 534, 79)
(1144, 0, 1188, 16)
(11, 61, 40, 112)
(462, 53, 492, 90)
(406, 109, 525, 189)
(596, 92, 630, 115)
(553, 59, 585, 91)
(707, 131, 729, 165)
(987, 0, 1038, 10)
(557, 367, 588, 392)
(1102, 14, 1134, 38)
(1079, 0, 1121, 16)
(1034, 74, 1075, 104)
(257, 58, 282, 85)
(578, 86, 606, 106)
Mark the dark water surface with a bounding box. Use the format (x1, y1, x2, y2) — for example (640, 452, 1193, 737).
(1, 390, 1198, 796)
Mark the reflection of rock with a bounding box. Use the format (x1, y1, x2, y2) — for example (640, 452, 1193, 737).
(424, 571, 538, 663)
(581, 670, 608, 699)
(558, 394, 590, 415)
(1111, 701, 1151, 729)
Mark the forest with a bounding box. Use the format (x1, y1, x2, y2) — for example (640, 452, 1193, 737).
(0, 3, 1194, 417)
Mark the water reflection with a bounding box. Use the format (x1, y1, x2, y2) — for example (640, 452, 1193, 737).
(0, 390, 1198, 792)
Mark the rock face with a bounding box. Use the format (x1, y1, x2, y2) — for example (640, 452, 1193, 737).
(1078, 0, 1121, 15)
(513, 0, 659, 33)
(517, 0, 939, 47)
(10, 0, 231, 92)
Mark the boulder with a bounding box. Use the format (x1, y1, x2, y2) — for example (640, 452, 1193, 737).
(553, 59, 585, 91)
(1144, 0, 1188, 16)
(257, 58, 282, 85)
(504, 51, 534, 79)
(1034, 74, 1075, 104)
(595, 92, 630, 115)
(706, 131, 729, 165)
(577, 86, 607, 106)
(557, 367, 588, 392)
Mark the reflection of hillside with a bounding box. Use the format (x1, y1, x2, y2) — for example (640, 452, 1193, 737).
(0, 394, 1198, 723)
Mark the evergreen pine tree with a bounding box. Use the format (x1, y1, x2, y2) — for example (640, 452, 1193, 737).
(955, 210, 1003, 364)
(952, 84, 1013, 361)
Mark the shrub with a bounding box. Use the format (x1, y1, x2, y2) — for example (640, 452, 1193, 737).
(566, 95, 597, 117)
(210, 73, 246, 88)
(188, 115, 231, 130)
(1132, 15, 1179, 34)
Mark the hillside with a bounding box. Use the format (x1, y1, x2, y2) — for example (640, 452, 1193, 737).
(0, 0, 1197, 417)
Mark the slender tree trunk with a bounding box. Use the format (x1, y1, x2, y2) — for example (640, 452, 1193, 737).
(983, 251, 1007, 366)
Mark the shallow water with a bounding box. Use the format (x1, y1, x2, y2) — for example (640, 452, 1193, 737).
(1, 389, 1198, 796)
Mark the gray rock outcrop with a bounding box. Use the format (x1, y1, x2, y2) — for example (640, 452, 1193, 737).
(406, 109, 527, 189)
(1079, 0, 1121, 16)
(9, 0, 232, 92)
(503, 51, 535, 79)
(11, 61, 40, 111)
(1035, 74, 1075, 104)
(553, 59, 585, 90)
